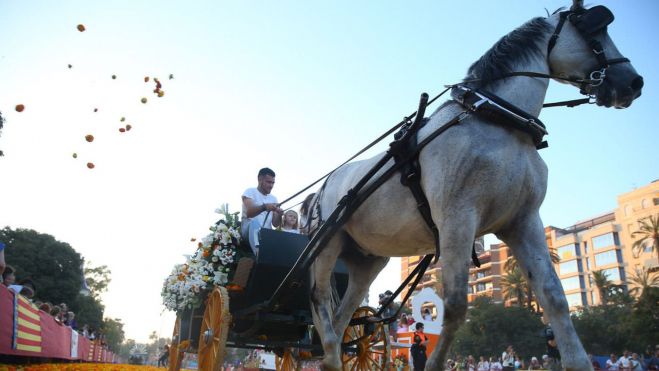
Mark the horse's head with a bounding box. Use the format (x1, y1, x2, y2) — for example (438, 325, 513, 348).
(547, 0, 643, 108)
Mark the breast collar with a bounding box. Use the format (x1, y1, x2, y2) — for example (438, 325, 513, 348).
(450, 84, 549, 149)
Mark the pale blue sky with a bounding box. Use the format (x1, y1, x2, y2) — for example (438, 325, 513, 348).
(1, 1, 657, 342)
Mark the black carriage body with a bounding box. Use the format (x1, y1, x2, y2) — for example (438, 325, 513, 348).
(177, 228, 348, 350)
(229, 229, 348, 344)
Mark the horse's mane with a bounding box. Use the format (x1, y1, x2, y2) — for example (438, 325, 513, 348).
(464, 17, 553, 88)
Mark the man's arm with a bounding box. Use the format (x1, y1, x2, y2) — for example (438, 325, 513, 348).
(242, 196, 284, 221)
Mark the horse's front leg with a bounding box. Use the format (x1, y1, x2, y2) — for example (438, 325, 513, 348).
(498, 212, 593, 371)
(310, 234, 344, 371)
(425, 217, 476, 371)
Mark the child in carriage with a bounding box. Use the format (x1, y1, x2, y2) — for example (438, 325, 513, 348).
(281, 210, 300, 234)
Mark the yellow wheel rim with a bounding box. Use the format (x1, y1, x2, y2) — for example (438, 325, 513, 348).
(275, 348, 301, 371)
(167, 317, 181, 371)
(341, 306, 390, 371)
(198, 287, 231, 371)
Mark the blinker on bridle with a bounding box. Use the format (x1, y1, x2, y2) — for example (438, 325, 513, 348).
(546, 5, 630, 95)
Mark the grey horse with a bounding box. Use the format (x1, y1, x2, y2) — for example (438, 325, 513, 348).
(307, 1, 643, 370)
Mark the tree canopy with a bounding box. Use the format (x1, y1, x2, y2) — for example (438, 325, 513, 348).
(452, 297, 546, 360)
(1, 227, 83, 304)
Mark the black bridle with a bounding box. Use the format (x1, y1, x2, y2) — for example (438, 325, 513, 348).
(547, 5, 630, 96)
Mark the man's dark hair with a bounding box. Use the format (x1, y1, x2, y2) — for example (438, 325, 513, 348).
(258, 167, 275, 178)
(415, 322, 424, 330)
(2, 265, 15, 280)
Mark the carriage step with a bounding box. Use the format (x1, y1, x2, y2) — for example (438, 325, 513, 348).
(232, 257, 255, 288)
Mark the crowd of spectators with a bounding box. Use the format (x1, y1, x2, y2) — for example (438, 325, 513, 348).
(1, 260, 102, 343)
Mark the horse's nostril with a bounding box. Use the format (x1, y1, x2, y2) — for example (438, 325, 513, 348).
(631, 75, 644, 91)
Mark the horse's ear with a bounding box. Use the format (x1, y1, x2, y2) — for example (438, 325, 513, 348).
(571, 0, 584, 11)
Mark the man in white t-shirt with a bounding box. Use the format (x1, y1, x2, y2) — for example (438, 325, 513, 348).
(241, 168, 283, 254)
(502, 345, 515, 371)
(619, 350, 631, 370)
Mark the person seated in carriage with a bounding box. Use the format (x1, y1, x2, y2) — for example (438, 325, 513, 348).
(241, 167, 283, 255)
(281, 210, 300, 234)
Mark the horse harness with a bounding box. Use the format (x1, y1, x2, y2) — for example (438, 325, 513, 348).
(281, 5, 632, 322)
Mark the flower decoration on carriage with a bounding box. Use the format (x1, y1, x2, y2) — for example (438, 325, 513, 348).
(162, 204, 246, 312)
(394, 354, 408, 368)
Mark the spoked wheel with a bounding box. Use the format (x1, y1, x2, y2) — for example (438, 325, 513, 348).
(198, 287, 231, 371)
(275, 348, 301, 371)
(341, 306, 390, 371)
(167, 317, 181, 371)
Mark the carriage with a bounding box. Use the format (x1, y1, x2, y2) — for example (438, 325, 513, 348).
(167, 228, 391, 371)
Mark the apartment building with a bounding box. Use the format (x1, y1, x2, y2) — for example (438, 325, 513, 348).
(400, 180, 659, 310)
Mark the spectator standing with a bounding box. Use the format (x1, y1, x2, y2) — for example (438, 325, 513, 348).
(410, 322, 428, 371)
(648, 346, 659, 370)
(589, 353, 602, 370)
(619, 351, 631, 370)
(397, 314, 409, 333)
(0, 241, 7, 278)
(65, 311, 77, 329)
(465, 355, 476, 371)
(630, 353, 643, 371)
(477, 355, 489, 371)
(544, 325, 561, 371)
(502, 345, 515, 371)
(528, 357, 542, 370)
(606, 354, 620, 370)
(490, 357, 503, 371)
(2, 265, 15, 286)
(422, 308, 432, 321)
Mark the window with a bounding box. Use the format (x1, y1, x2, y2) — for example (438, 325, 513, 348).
(558, 244, 577, 259)
(561, 276, 581, 292)
(583, 241, 589, 255)
(603, 267, 621, 282)
(585, 258, 590, 270)
(592, 233, 615, 250)
(477, 271, 486, 279)
(595, 250, 618, 266)
(641, 199, 649, 209)
(644, 240, 654, 253)
(559, 260, 579, 274)
(468, 285, 474, 294)
(565, 293, 583, 307)
(477, 283, 486, 292)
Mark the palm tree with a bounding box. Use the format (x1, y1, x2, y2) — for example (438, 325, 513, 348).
(591, 269, 612, 305)
(627, 267, 659, 297)
(631, 214, 659, 260)
(501, 267, 527, 307)
(504, 248, 560, 311)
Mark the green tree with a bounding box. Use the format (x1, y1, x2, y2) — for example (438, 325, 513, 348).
(571, 304, 633, 354)
(1, 227, 83, 304)
(84, 262, 112, 299)
(72, 294, 104, 330)
(119, 339, 136, 361)
(453, 296, 545, 360)
(591, 269, 612, 305)
(103, 318, 126, 353)
(500, 267, 526, 307)
(631, 214, 659, 259)
(627, 267, 659, 297)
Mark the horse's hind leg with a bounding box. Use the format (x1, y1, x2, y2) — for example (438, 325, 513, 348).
(310, 233, 344, 371)
(498, 212, 592, 371)
(332, 244, 389, 335)
(425, 218, 476, 371)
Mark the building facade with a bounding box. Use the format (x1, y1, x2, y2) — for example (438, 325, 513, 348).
(400, 180, 659, 311)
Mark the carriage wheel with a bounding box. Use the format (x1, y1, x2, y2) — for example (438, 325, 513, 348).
(198, 287, 231, 371)
(167, 317, 182, 371)
(275, 348, 301, 371)
(341, 306, 390, 371)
